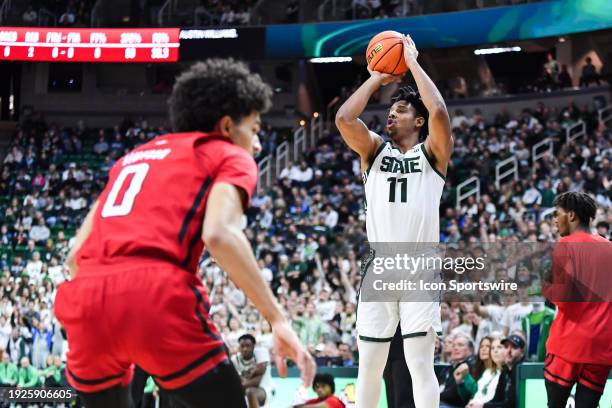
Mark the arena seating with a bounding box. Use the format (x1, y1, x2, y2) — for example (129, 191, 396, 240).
(1, 99, 609, 395)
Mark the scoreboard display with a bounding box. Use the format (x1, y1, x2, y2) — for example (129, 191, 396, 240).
(0, 28, 179, 63)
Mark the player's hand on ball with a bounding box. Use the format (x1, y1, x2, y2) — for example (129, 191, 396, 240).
(271, 320, 316, 387)
(402, 34, 419, 62)
(367, 67, 403, 86)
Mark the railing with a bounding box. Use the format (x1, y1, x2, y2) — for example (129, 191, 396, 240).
(318, 0, 332, 21)
(495, 156, 518, 190)
(531, 137, 552, 170)
(90, 0, 102, 27)
(258, 114, 324, 193)
(249, 0, 266, 25)
(257, 155, 272, 194)
(157, 0, 175, 26)
(598, 104, 612, 127)
(310, 114, 322, 148)
(456, 176, 480, 209)
(294, 126, 307, 160)
(0, 0, 11, 25)
(275, 141, 289, 179)
(565, 120, 585, 144)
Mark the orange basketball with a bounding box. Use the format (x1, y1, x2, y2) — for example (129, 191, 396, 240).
(365, 31, 408, 76)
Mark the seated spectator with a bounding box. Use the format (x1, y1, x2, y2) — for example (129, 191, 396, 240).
(58, 8, 77, 27)
(455, 336, 492, 401)
(579, 57, 600, 87)
(465, 337, 506, 406)
(293, 373, 345, 408)
(219, 5, 235, 25)
(452, 303, 493, 348)
(0, 351, 18, 386)
(235, 5, 251, 25)
(25, 251, 43, 284)
(474, 335, 525, 408)
(22, 6, 38, 25)
(439, 332, 475, 407)
(42, 355, 64, 387)
(29, 218, 50, 246)
(93, 132, 109, 155)
(451, 75, 468, 99)
(17, 356, 39, 387)
(338, 342, 355, 367)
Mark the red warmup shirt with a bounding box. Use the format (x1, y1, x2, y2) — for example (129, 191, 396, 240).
(76, 132, 257, 274)
(304, 395, 345, 408)
(544, 231, 612, 365)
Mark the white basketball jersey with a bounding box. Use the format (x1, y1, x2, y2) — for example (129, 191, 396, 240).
(363, 141, 445, 242)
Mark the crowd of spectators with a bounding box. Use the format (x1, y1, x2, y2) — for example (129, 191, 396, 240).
(441, 57, 608, 101)
(0, 96, 609, 407)
(20, 0, 94, 27)
(194, 0, 256, 27)
(0, 115, 169, 401)
(205, 97, 610, 368)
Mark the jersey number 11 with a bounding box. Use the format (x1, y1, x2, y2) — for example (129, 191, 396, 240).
(387, 177, 408, 203)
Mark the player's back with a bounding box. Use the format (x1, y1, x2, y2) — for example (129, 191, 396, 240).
(76, 131, 256, 275)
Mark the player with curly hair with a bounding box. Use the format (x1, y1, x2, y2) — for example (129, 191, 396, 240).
(54, 58, 315, 408)
(335, 35, 453, 408)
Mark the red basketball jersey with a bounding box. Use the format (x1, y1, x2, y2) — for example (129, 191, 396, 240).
(76, 132, 257, 274)
(545, 231, 612, 365)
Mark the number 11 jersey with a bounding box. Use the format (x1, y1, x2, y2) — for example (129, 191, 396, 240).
(76, 131, 258, 274)
(362, 141, 444, 243)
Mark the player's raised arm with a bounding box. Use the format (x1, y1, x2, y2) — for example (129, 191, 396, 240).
(202, 182, 315, 386)
(335, 71, 400, 168)
(402, 35, 453, 174)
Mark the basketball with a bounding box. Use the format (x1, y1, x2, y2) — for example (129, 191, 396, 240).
(365, 30, 408, 75)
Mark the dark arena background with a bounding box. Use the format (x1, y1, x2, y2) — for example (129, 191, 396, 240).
(0, 0, 610, 407)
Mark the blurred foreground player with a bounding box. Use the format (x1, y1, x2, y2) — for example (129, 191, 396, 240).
(54, 59, 315, 408)
(544, 192, 612, 408)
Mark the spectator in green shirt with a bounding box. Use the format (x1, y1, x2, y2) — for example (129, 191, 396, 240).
(42, 355, 63, 387)
(539, 180, 555, 208)
(456, 336, 493, 401)
(0, 351, 18, 386)
(520, 304, 554, 362)
(293, 303, 327, 351)
(17, 356, 39, 387)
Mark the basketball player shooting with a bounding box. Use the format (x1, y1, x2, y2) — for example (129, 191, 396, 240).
(335, 35, 453, 408)
(54, 59, 315, 408)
